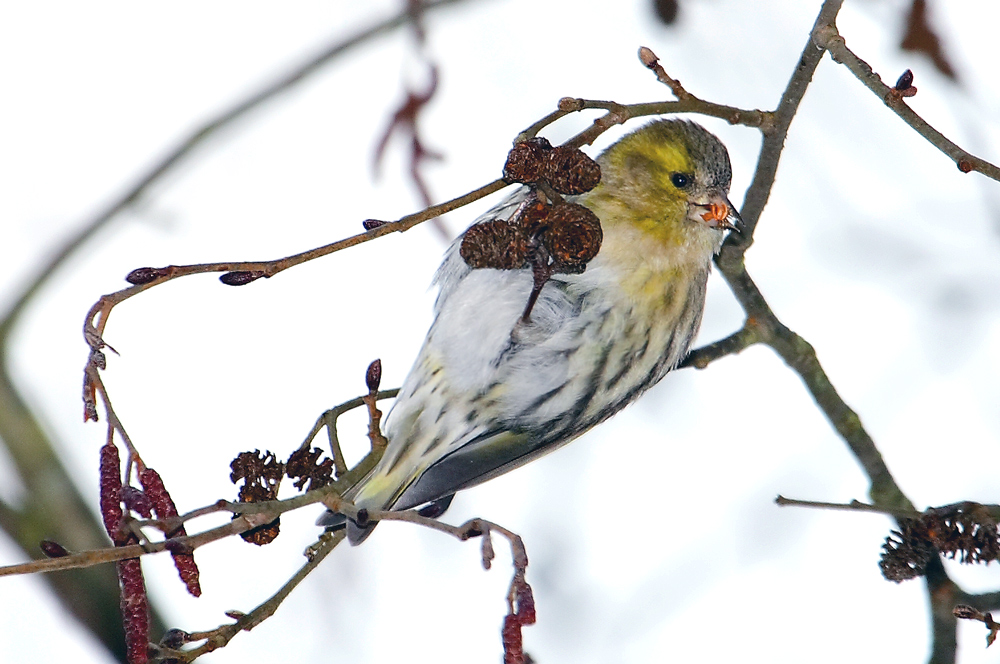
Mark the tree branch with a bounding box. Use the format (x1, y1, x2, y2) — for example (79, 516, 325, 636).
(812, 20, 1000, 182)
(0, 0, 476, 339)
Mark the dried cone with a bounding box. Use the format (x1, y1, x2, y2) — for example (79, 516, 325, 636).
(236, 483, 281, 545)
(502, 137, 552, 184)
(241, 520, 281, 546)
(460, 220, 530, 270)
(285, 447, 334, 491)
(544, 146, 601, 195)
(542, 204, 603, 273)
(515, 199, 552, 240)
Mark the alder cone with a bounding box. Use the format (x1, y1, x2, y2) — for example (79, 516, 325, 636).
(544, 146, 601, 195)
(515, 199, 553, 239)
(502, 137, 552, 183)
(236, 483, 281, 545)
(460, 220, 530, 270)
(241, 519, 281, 546)
(543, 203, 603, 273)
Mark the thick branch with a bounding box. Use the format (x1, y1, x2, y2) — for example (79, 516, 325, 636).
(925, 558, 960, 664)
(725, 0, 841, 253)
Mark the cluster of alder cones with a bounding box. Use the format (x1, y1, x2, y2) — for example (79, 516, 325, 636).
(460, 138, 604, 275)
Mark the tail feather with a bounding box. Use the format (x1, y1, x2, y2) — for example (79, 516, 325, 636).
(315, 507, 379, 544)
(318, 492, 457, 545)
(315, 498, 381, 545)
(315, 510, 347, 529)
(347, 518, 377, 545)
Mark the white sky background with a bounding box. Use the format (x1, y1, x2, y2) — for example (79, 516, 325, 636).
(1, 1, 999, 663)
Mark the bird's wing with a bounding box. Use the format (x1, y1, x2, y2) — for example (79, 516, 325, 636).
(372, 190, 623, 512)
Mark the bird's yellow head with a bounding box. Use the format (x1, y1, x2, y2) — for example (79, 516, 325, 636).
(581, 119, 740, 249)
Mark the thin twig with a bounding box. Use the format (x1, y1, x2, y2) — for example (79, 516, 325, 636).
(692, 4, 995, 660)
(812, 21, 1000, 182)
(157, 530, 345, 662)
(961, 590, 1000, 613)
(680, 325, 761, 369)
(774, 495, 924, 520)
(298, 389, 400, 476)
(156, 510, 527, 662)
(82, 179, 508, 353)
(82, 90, 776, 355)
(0, 0, 477, 340)
(638, 46, 692, 101)
(0, 482, 346, 578)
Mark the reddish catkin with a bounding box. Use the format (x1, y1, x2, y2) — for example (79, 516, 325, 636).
(117, 557, 150, 664)
(139, 468, 202, 597)
(502, 614, 524, 664)
(121, 486, 153, 519)
(516, 579, 536, 625)
(501, 575, 536, 664)
(99, 442, 124, 542)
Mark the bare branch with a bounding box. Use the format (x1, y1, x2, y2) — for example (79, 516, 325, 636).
(155, 531, 345, 662)
(774, 495, 924, 520)
(812, 20, 1000, 182)
(0, 0, 477, 339)
(681, 325, 761, 369)
(0, 480, 348, 579)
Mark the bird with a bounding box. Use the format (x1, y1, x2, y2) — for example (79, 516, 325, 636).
(319, 119, 741, 544)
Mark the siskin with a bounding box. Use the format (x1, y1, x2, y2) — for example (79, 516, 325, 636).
(321, 119, 741, 544)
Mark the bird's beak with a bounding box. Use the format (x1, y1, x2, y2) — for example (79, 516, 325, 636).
(697, 195, 743, 233)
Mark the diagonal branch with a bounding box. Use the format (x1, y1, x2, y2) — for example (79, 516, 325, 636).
(812, 20, 1000, 182)
(726, 0, 843, 253)
(689, 3, 986, 661)
(0, 0, 475, 340)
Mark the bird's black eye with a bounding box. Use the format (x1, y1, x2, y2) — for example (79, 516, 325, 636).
(670, 172, 691, 189)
